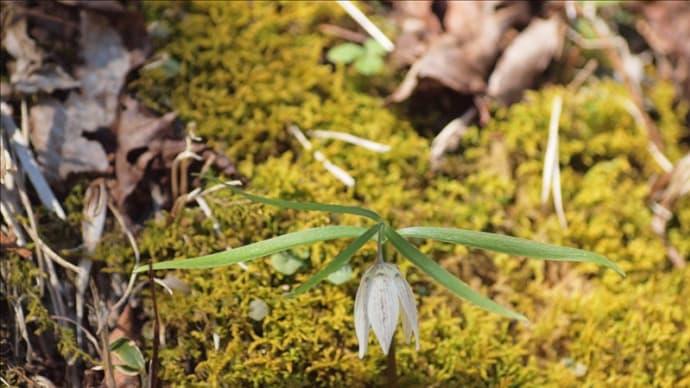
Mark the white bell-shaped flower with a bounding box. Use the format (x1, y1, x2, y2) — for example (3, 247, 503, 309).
(354, 262, 419, 358)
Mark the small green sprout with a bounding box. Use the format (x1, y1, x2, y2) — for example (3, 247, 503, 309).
(326, 38, 386, 75)
(109, 338, 147, 379)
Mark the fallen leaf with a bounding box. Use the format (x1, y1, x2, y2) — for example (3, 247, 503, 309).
(391, 0, 442, 65)
(443, 1, 487, 40)
(487, 17, 563, 105)
(27, 10, 135, 183)
(29, 98, 111, 182)
(0, 230, 32, 259)
(2, 8, 80, 94)
(635, 1, 690, 98)
(388, 1, 531, 103)
(113, 95, 177, 216)
(113, 96, 240, 223)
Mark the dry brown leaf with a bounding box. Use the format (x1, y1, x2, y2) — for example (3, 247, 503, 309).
(443, 1, 489, 40)
(391, 0, 442, 65)
(2, 10, 80, 94)
(636, 1, 690, 97)
(29, 98, 110, 182)
(487, 17, 563, 105)
(28, 10, 132, 182)
(388, 1, 531, 103)
(0, 230, 32, 259)
(113, 96, 240, 223)
(113, 96, 177, 214)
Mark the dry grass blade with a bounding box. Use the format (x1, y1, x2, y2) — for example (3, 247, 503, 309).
(76, 179, 108, 347)
(1, 102, 66, 219)
(309, 130, 391, 153)
(541, 95, 567, 229)
(287, 124, 355, 187)
(337, 0, 394, 52)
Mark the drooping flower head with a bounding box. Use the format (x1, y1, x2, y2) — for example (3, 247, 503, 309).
(354, 261, 419, 358)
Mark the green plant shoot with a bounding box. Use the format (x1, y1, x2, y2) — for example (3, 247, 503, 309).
(134, 178, 624, 321)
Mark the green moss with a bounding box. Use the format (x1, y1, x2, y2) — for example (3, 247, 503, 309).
(126, 1, 690, 385)
(7, 1, 687, 385)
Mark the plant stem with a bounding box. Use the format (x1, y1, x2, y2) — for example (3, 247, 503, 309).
(385, 340, 398, 387)
(376, 226, 384, 264)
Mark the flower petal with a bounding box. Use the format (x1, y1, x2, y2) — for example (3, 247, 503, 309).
(391, 265, 419, 350)
(366, 265, 399, 355)
(355, 267, 372, 358)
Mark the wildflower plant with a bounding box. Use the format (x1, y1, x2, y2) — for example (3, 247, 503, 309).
(134, 177, 624, 356)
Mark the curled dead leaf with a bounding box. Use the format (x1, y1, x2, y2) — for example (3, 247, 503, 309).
(28, 10, 136, 182)
(114, 96, 240, 224)
(488, 17, 563, 105)
(388, 1, 531, 103)
(2, 8, 80, 94)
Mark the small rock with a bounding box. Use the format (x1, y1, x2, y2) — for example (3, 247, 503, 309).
(248, 299, 269, 321)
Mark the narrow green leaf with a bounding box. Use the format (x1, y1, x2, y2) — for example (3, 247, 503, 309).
(201, 175, 382, 221)
(109, 338, 145, 372)
(289, 224, 379, 296)
(326, 43, 364, 64)
(135, 226, 369, 273)
(397, 227, 624, 276)
(385, 227, 527, 321)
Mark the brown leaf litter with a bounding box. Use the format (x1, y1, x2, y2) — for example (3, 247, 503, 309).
(114, 96, 239, 225)
(634, 1, 690, 99)
(387, 0, 536, 104)
(2, 1, 240, 224)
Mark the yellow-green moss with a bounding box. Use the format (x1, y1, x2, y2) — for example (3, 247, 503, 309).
(7, 1, 688, 386)
(124, 1, 690, 386)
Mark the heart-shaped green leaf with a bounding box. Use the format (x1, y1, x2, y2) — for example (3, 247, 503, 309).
(109, 338, 146, 373)
(327, 43, 364, 64)
(363, 38, 386, 56)
(354, 54, 384, 75)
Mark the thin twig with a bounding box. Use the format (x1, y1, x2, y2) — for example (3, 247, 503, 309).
(619, 99, 673, 172)
(567, 58, 598, 91)
(317, 23, 368, 43)
(16, 175, 68, 317)
(109, 201, 141, 314)
(571, 10, 665, 152)
(18, 223, 81, 274)
(50, 315, 100, 351)
(12, 298, 33, 364)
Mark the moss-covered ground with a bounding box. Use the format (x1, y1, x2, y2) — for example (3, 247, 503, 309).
(5, 1, 689, 386)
